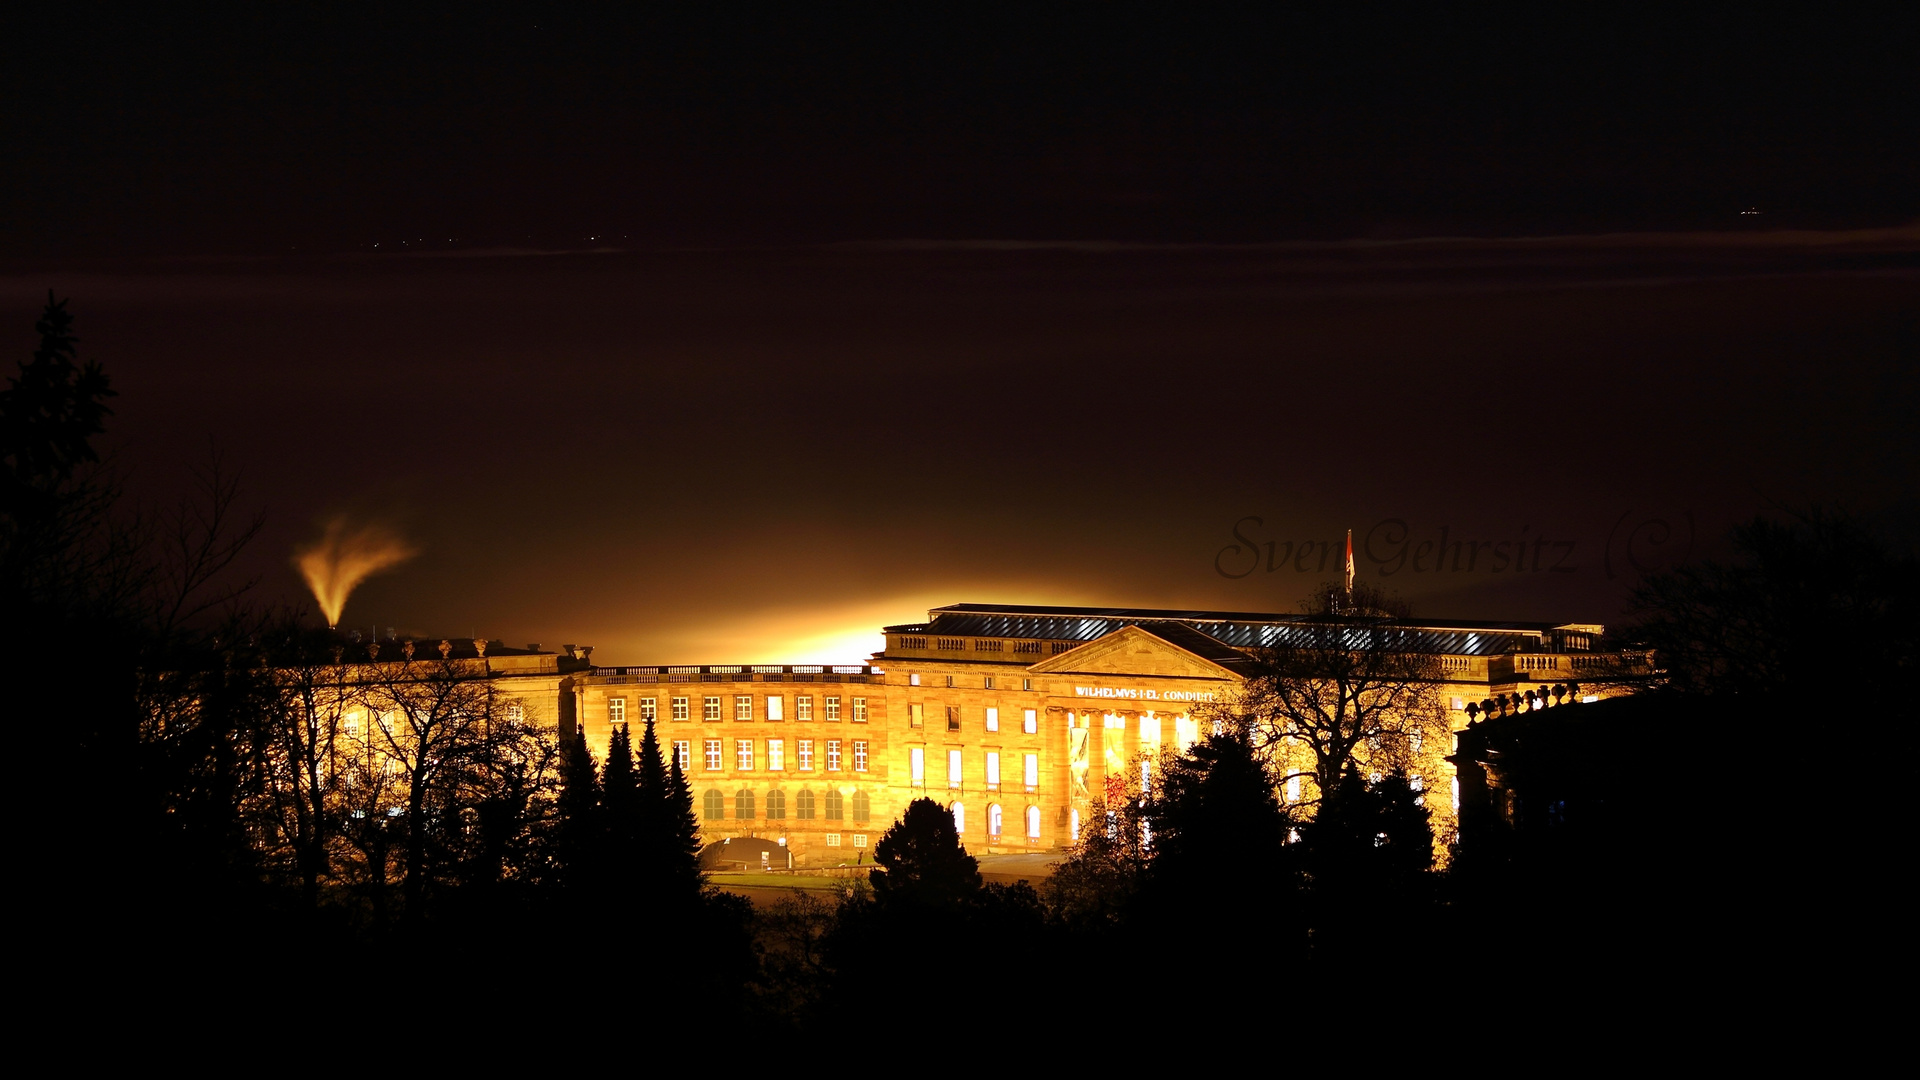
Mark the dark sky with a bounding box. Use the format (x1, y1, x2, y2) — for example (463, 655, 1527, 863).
(4, 9, 1916, 661)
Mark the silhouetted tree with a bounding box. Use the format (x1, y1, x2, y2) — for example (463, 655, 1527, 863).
(1223, 581, 1447, 811)
(870, 797, 982, 908)
(1297, 766, 1435, 966)
(555, 726, 600, 890)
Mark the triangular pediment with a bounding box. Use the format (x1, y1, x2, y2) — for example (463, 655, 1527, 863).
(1026, 625, 1242, 681)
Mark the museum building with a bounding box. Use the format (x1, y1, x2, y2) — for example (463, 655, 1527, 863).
(571, 602, 1624, 865)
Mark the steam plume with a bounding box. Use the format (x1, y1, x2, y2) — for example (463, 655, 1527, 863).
(295, 518, 417, 628)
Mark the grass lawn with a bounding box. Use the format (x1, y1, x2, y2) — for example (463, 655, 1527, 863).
(709, 872, 858, 891)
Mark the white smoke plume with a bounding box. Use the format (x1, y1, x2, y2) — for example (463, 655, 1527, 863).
(295, 517, 417, 628)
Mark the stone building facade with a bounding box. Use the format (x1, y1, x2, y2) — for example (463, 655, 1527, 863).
(571, 602, 1627, 865)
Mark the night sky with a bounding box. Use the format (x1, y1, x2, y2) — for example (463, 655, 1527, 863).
(5, 8, 1915, 662)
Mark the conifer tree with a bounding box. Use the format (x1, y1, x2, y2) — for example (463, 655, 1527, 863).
(664, 754, 704, 893)
(556, 727, 601, 890)
(601, 725, 639, 891)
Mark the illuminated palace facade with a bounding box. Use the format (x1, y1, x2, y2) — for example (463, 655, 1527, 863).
(571, 602, 1622, 864)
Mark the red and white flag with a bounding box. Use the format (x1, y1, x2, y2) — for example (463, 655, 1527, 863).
(1344, 528, 1355, 595)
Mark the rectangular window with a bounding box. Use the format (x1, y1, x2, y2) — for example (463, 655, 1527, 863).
(852, 834, 868, 849)
(797, 695, 813, 721)
(948, 749, 963, 788)
(737, 740, 755, 771)
(825, 833, 842, 848)
(983, 675, 995, 690)
(985, 751, 1000, 787)
(1024, 753, 1038, 788)
(640, 697, 657, 722)
(673, 740, 690, 772)
(1286, 775, 1302, 803)
(768, 739, 785, 770)
(766, 695, 784, 721)
(909, 747, 925, 784)
(735, 695, 753, 722)
(947, 705, 961, 733)
(909, 703, 924, 728)
(704, 739, 723, 771)
(825, 696, 841, 721)
(672, 696, 689, 722)
(852, 697, 868, 722)
(910, 673, 921, 686)
(1023, 708, 1038, 734)
(703, 696, 721, 722)
(985, 707, 999, 732)
(826, 740, 843, 771)
(798, 739, 814, 771)
(853, 740, 869, 772)
(1023, 679, 1033, 691)
(609, 697, 627, 724)
(945, 675, 955, 688)
(505, 703, 525, 724)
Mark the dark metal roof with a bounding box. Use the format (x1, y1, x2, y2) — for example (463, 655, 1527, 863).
(911, 603, 1552, 657)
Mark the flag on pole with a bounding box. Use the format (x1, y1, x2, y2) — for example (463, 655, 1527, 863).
(1344, 528, 1355, 597)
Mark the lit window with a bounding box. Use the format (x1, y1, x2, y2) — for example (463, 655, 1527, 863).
(988, 803, 1003, 837)
(1138, 715, 1161, 748)
(672, 740, 690, 772)
(766, 695, 784, 721)
(1022, 679, 1033, 691)
(1025, 805, 1041, 839)
(797, 695, 814, 721)
(826, 789, 844, 821)
(825, 696, 841, 721)
(766, 789, 787, 819)
(951, 801, 965, 833)
(1410, 731, 1423, 753)
(1104, 714, 1124, 730)
(851, 791, 871, 823)
(853, 740, 868, 772)
(798, 739, 814, 771)
(983, 676, 995, 690)
(985, 751, 1000, 787)
(826, 740, 842, 771)
(796, 789, 816, 820)
(735, 789, 755, 819)
(1286, 775, 1302, 803)
(1174, 715, 1198, 748)
(852, 697, 867, 722)
(703, 696, 721, 722)
(1024, 709, 1038, 734)
(1069, 807, 1080, 840)
(735, 695, 753, 722)
(505, 703, 525, 724)
(639, 697, 657, 723)
(908, 703, 924, 728)
(948, 749, 963, 787)
(1410, 775, 1425, 807)
(945, 675, 955, 688)
(825, 832, 841, 847)
(947, 706, 961, 733)
(769, 739, 785, 771)
(852, 833, 868, 849)
(985, 707, 999, 732)
(704, 740, 723, 771)
(1024, 753, 1038, 788)
(702, 789, 725, 820)
(910, 673, 920, 686)
(909, 747, 925, 784)
(737, 740, 755, 770)
(672, 696, 689, 722)
(609, 697, 627, 724)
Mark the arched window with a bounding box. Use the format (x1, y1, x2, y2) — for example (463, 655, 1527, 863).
(950, 801, 965, 834)
(796, 789, 816, 820)
(824, 789, 844, 821)
(766, 789, 787, 820)
(736, 789, 756, 820)
(987, 803, 1003, 838)
(702, 789, 725, 821)
(851, 790, 871, 824)
(1025, 804, 1041, 839)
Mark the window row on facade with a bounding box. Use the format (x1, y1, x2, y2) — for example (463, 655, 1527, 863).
(904, 747, 1040, 790)
(943, 801, 1045, 841)
(609, 694, 866, 723)
(906, 673, 1043, 690)
(902, 704, 1041, 734)
(674, 738, 870, 773)
(702, 787, 873, 823)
